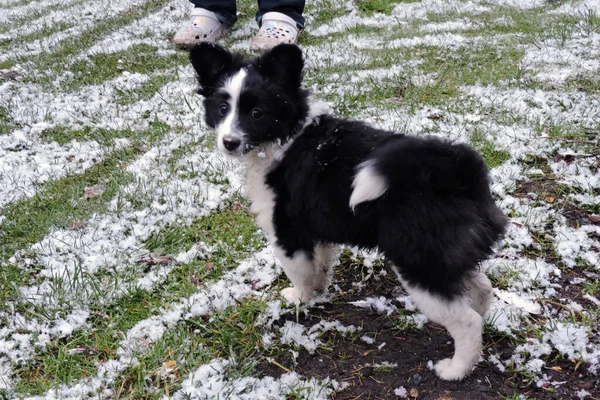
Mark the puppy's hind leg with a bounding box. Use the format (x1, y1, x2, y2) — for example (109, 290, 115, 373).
(464, 271, 493, 317)
(391, 266, 483, 381)
(313, 242, 339, 288)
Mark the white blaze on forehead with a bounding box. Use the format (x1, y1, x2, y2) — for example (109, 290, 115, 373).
(217, 68, 248, 150)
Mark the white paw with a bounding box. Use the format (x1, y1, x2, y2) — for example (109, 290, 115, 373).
(280, 287, 302, 303)
(434, 358, 469, 381)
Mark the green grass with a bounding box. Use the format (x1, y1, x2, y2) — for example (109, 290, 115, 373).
(0, 0, 172, 71)
(355, 0, 415, 16)
(10, 201, 265, 396)
(470, 129, 511, 168)
(3, 0, 600, 398)
(13, 289, 156, 395)
(0, 21, 74, 53)
(58, 44, 186, 91)
(0, 121, 169, 265)
(0, 0, 86, 35)
(112, 300, 268, 399)
(0, 104, 16, 134)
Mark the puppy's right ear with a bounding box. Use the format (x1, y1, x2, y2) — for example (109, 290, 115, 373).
(189, 43, 233, 96)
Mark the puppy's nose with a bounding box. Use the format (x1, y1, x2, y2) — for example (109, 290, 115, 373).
(223, 136, 241, 151)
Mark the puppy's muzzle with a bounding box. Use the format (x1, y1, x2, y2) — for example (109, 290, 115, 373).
(222, 135, 241, 152)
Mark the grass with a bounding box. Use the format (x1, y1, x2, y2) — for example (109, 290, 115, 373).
(59, 44, 186, 91)
(0, 0, 172, 71)
(355, 0, 415, 16)
(2, 0, 600, 398)
(0, 121, 169, 263)
(11, 201, 264, 396)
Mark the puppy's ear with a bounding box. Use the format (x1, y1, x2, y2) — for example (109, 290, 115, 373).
(189, 43, 234, 96)
(255, 44, 304, 88)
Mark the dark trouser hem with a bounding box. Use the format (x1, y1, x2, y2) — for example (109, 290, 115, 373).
(257, 0, 306, 29)
(190, 0, 305, 29)
(191, 0, 237, 28)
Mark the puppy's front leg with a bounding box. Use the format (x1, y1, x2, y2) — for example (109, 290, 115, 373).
(274, 246, 333, 303)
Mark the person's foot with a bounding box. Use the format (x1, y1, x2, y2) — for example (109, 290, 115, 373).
(249, 12, 300, 52)
(173, 8, 229, 49)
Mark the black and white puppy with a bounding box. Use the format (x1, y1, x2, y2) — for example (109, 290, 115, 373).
(189, 43, 507, 381)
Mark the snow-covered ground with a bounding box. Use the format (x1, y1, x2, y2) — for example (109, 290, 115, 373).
(1, 0, 599, 398)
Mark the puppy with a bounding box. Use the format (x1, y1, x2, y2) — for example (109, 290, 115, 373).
(189, 43, 507, 381)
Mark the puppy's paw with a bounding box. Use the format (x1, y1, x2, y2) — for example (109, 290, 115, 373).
(280, 287, 302, 303)
(434, 358, 469, 381)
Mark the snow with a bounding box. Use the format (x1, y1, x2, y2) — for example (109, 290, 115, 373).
(170, 358, 334, 400)
(0, 0, 154, 62)
(308, 0, 491, 37)
(394, 386, 408, 398)
(350, 296, 396, 315)
(360, 335, 375, 344)
(577, 389, 592, 399)
(553, 223, 600, 269)
(2, 0, 600, 397)
(0, 132, 119, 208)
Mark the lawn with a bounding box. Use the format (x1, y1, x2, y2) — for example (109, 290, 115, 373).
(0, 0, 599, 398)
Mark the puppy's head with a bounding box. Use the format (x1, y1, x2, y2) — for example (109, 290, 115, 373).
(190, 43, 310, 156)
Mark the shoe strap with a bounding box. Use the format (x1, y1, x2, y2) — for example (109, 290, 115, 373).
(261, 12, 298, 30)
(190, 7, 220, 20)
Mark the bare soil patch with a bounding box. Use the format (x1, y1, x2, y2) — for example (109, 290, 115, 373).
(257, 263, 600, 399)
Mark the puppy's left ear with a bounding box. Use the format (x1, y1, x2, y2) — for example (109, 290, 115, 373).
(255, 44, 304, 88)
(189, 42, 234, 96)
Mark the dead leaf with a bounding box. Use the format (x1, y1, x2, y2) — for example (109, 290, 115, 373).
(67, 346, 98, 355)
(136, 254, 174, 265)
(163, 360, 176, 370)
(0, 70, 20, 81)
(550, 366, 562, 372)
(545, 196, 555, 203)
(70, 221, 87, 231)
(84, 184, 106, 199)
(437, 390, 455, 400)
(410, 388, 419, 398)
(589, 214, 600, 223)
(205, 262, 213, 270)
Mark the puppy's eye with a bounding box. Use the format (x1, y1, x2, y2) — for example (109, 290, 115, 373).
(251, 108, 263, 120)
(219, 103, 229, 116)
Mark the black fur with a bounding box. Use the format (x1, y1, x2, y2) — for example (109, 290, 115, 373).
(190, 43, 507, 301)
(266, 118, 507, 299)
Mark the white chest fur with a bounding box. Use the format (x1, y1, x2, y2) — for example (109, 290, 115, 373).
(242, 145, 285, 240)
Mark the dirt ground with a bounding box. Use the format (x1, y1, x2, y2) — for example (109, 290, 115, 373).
(258, 264, 600, 400)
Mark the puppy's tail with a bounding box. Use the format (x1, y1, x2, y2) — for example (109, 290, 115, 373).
(349, 159, 389, 211)
(348, 135, 508, 240)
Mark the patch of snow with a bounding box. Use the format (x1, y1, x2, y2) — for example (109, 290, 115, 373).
(0, 0, 150, 62)
(279, 321, 321, 354)
(419, 19, 477, 32)
(394, 386, 408, 398)
(463, 85, 600, 128)
(309, 0, 490, 36)
(350, 296, 396, 315)
(170, 358, 334, 400)
(552, 0, 600, 16)
(553, 222, 600, 268)
(360, 335, 375, 344)
(0, 133, 115, 208)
